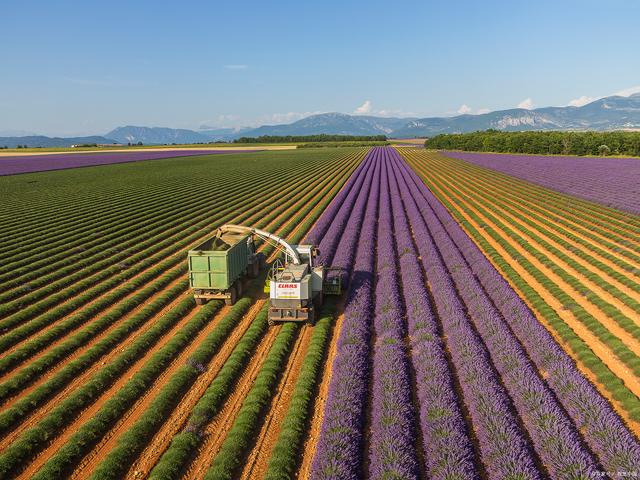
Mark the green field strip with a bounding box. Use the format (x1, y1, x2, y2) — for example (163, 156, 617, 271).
(264, 299, 337, 480)
(0, 151, 361, 334)
(0, 166, 234, 248)
(0, 149, 360, 419)
(0, 151, 285, 233)
(0, 150, 318, 224)
(435, 158, 640, 289)
(430, 161, 640, 312)
(87, 297, 255, 480)
(0, 149, 352, 236)
(0, 150, 359, 371)
(0, 174, 222, 254)
(0, 149, 360, 260)
(0, 171, 254, 276)
(421, 163, 640, 375)
(0, 294, 197, 479)
(438, 152, 640, 244)
(204, 322, 299, 480)
(0, 149, 361, 284)
(0, 151, 352, 281)
(0, 149, 355, 261)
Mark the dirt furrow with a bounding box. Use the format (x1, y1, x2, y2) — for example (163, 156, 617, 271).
(240, 324, 313, 480)
(68, 300, 232, 479)
(437, 156, 640, 254)
(14, 301, 201, 479)
(0, 253, 184, 372)
(297, 311, 345, 479)
(0, 289, 192, 453)
(442, 160, 640, 283)
(0, 162, 334, 404)
(0, 265, 186, 401)
(183, 326, 282, 480)
(421, 171, 640, 430)
(0, 156, 336, 350)
(124, 299, 267, 480)
(433, 171, 640, 356)
(437, 171, 640, 318)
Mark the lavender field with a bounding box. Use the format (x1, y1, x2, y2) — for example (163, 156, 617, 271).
(443, 150, 640, 215)
(309, 147, 640, 479)
(0, 149, 257, 176)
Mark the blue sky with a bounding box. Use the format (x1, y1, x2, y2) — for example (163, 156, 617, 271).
(1, 0, 639, 136)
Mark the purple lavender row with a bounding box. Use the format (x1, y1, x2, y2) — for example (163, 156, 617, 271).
(400, 152, 640, 472)
(385, 149, 540, 478)
(386, 157, 477, 478)
(321, 152, 377, 288)
(367, 151, 419, 479)
(0, 149, 256, 176)
(392, 150, 598, 477)
(443, 151, 640, 215)
(305, 151, 374, 247)
(310, 149, 382, 480)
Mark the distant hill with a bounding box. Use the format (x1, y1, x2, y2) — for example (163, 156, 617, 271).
(4, 93, 640, 147)
(0, 135, 118, 149)
(393, 93, 640, 137)
(105, 126, 214, 145)
(238, 113, 416, 138)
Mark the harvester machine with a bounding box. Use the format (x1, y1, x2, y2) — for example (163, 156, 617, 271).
(187, 224, 342, 325)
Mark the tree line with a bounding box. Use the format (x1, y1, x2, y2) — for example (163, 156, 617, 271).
(426, 130, 640, 157)
(234, 134, 388, 143)
(298, 141, 390, 148)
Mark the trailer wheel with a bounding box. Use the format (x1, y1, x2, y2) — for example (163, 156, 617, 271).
(252, 260, 260, 278)
(225, 284, 237, 306)
(268, 316, 275, 327)
(236, 280, 243, 298)
(195, 298, 206, 306)
(307, 308, 316, 326)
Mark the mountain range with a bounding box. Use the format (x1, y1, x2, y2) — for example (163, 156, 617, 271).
(2, 93, 639, 148)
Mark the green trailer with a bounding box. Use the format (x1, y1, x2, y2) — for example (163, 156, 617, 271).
(188, 229, 263, 305)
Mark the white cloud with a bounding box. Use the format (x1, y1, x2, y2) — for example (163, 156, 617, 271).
(477, 108, 490, 114)
(517, 98, 534, 109)
(568, 95, 596, 107)
(457, 104, 472, 114)
(566, 85, 640, 108)
(354, 100, 373, 114)
(224, 64, 248, 70)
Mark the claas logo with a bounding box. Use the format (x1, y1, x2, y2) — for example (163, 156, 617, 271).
(278, 284, 297, 288)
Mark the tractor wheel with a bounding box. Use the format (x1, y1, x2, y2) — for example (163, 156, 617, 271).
(314, 292, 323, 310)
(195, 298, 206, 306)
(225, 284, 237, 306)
(307, 308, 316, 326)
(258, 252, 266, 270)
(236, 280, 243, 298)
(252, 260, 260, 277)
